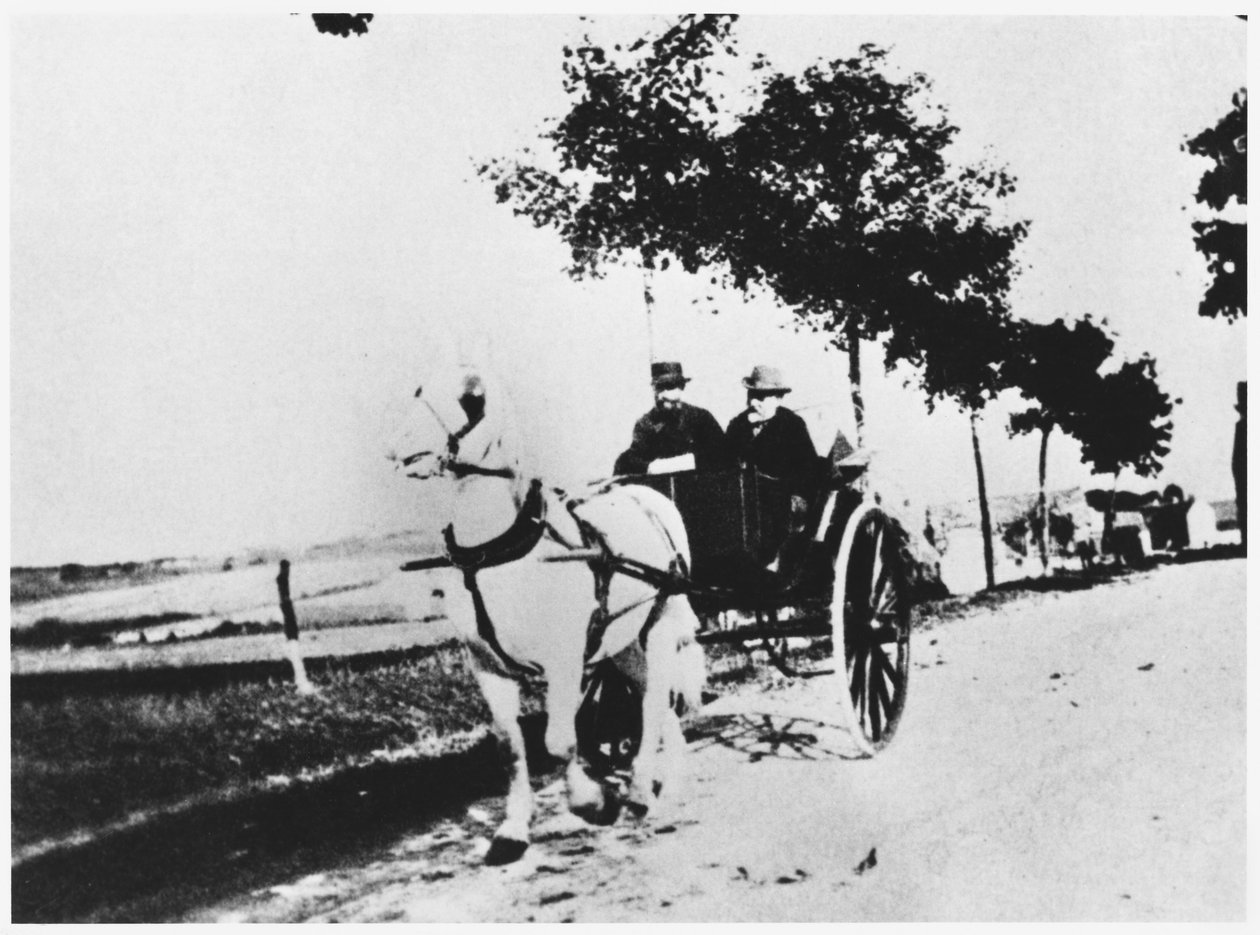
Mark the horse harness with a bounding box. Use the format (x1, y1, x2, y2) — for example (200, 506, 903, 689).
(440, 478, 548, 679)
(434, 478, 692, 684)
(564, 493, 691, 676)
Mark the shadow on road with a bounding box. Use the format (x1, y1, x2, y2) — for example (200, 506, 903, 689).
(12, 728, 549, 923)
(686, 711, 865, 762)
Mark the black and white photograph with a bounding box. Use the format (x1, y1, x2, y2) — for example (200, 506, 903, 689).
(9, 12, 1248, 923)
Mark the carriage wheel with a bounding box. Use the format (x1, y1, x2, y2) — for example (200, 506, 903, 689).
(830, 503, 911, 756)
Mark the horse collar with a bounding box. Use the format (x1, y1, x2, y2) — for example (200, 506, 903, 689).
(442, 478, 546, 572)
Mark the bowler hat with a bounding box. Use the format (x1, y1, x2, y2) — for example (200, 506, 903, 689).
(741, 364, 791, 394)
(651, 361, 690, 389)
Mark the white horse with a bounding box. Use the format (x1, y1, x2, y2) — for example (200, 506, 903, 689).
(385, 362, 705, 864)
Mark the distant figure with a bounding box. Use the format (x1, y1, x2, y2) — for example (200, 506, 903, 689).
(614, 361, 730, 475)
(924, 508, 937, 551)
(1234, 381, 1246, 552)
(1076, 538, 1098, 572)
(725, 365, 821, 496)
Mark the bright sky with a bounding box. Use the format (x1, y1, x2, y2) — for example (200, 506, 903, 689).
(9, 14, 1248, 566)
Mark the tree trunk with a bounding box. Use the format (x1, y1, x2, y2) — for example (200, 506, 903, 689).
(641, 253, 656, 363)
(846, 320, 865, 447)
(1037, 424, 1051, 575)
(970, 413, 996, 590)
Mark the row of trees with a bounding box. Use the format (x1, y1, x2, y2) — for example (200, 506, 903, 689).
(478, 15, 1177, 586)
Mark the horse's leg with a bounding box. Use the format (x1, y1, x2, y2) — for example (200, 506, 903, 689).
(542, 635, 623, 826)
(654, 703, 688, 816)
(626, 600, 704, 818)
(469, 661, 533, 865)
(623, 627, 673, 818)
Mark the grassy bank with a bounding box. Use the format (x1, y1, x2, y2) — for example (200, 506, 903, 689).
(11, 641, 506, 850)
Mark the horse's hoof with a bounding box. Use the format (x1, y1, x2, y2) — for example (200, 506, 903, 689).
(485, 836, 529, 865)
(623, 798, 650, 821)
(571, 792, 622, 827)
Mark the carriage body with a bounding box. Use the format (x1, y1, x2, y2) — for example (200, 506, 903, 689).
(618, 464, 912, 754)
(627, 468, 849, 615)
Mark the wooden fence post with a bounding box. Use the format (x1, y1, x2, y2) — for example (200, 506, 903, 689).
(277, 559, 315, 695)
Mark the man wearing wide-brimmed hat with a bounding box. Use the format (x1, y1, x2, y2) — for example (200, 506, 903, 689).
(613, 361, 731, 475)
(725, 364, 821, 495)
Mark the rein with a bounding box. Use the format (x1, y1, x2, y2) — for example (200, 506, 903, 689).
(398, 394, 510, 479)
(442, 478, 547, 680)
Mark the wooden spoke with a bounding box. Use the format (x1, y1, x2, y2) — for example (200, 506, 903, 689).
(874, 656, 893, 722)
(868, 654, 884, 742)
(871, 566, 895, 619)
(849, 642, 868, 711)
(877, 644, 903, 694)
(871, 564, 892, 614)
(868, 524, 885, 605)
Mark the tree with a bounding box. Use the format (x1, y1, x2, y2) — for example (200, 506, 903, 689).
(477, 14, 739, 345)
(1073, 355, 1176, 480)
(1184, 89, 1246, 321)
(1004, 317, 1115, 573)
(717, 46, 1028, 444)
(895, 307, 1025, 591)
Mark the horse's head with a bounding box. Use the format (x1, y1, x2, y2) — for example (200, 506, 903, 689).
(385, 363, 521, 484)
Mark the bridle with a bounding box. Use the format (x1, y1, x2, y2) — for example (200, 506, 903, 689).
(396, 388, 514, 480)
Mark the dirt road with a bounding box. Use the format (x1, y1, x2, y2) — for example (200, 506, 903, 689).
(192, 559, 1246, 922)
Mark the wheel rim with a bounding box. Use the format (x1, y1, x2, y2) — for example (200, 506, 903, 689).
(832, 505, 911, 755)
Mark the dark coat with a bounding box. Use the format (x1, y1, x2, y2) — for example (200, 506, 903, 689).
(614, 401, 731, 475)
(726, 406, 821, 493)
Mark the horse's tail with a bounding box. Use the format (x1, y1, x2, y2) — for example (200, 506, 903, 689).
(672, 624, 707, 716)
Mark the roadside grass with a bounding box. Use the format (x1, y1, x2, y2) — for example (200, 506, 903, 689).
(11, 613, 203, 650)
(11, 597, 424, 651)
(10, 641, 508, 850)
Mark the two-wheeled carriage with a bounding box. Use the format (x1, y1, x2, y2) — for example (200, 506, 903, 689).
(389, 362, 909, 856)
(575, 450, 913, 764)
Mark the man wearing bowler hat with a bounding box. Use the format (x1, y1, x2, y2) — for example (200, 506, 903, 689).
(613, 361, 730, 475)
(725, 364, 821, 496)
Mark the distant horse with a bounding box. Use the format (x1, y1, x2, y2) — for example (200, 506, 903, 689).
(385, 362, 705, 864)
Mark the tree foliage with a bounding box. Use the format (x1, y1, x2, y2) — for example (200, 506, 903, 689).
(478, 14, 737, 278)
(1073, 355, 1176, 478)
(310, 14, 374, 38)
(1184, 89, 1247, 321)
(892, 304, 1023, 413)
(719, 46, 1028, 366)
(479, 17, 1028, 360)
(1005, 317, 1115, 439)
(1003, 317, 1174, 480)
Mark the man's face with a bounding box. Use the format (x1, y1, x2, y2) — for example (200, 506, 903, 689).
(748, 390, 781, 422)
(654, 383, 684, 410)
